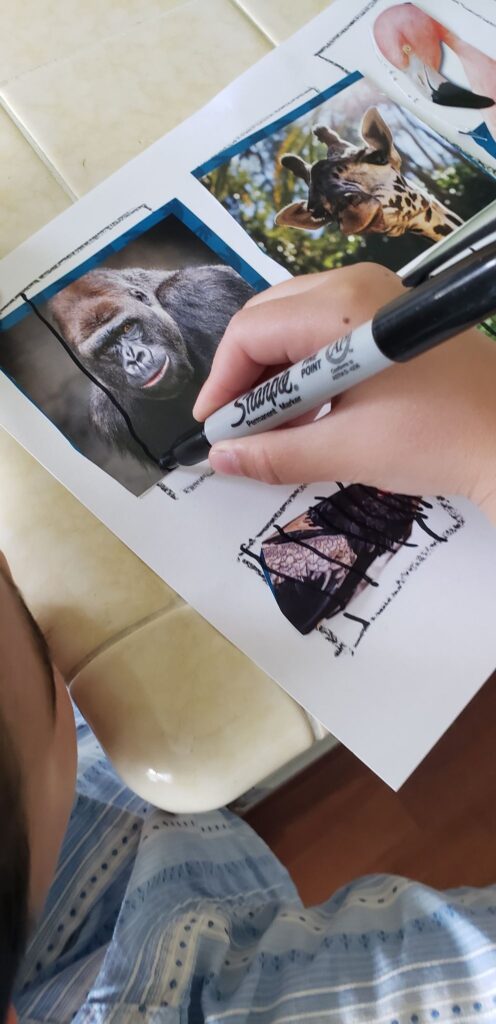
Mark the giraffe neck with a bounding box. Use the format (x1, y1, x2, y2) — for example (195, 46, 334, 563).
(406, 189, 462, 242)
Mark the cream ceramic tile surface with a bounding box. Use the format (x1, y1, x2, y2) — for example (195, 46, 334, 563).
(0, 429, 180, 676)
(0, 408, 313, 807)
(70, 606, 313, 812)
(1, 0, 272, 197)
(0, 106, 70, 258)
(0, 0, 318, 809)
(0, 0, 190, 83)
(234, 0, 332, 42)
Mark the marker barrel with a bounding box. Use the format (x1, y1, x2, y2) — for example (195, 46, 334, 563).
(160, 239, 496, 470)
(204, 322, 391, 445)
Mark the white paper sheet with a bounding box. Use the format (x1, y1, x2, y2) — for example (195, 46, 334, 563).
(1, 0, 495, 789)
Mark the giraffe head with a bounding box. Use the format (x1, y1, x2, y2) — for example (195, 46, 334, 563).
(275, 107, 461, 240)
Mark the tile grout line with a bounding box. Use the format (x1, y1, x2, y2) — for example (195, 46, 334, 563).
(228, 0, 278, 45)
(0, 0, 272, 93)
(0, 3, 198, 88)
(0, 1, 204, 205)
(0, 94, 78, 201)
(67, 602, 186, 680)
(0, 0, 273, 206)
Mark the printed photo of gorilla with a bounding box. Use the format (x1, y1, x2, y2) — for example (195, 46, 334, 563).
(48, 263, 253, 467)
(0, 215, 255, 495)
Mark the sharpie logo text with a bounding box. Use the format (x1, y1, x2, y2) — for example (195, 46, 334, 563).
(301, 356, 322, 377)
(231, 370, 294, 427)
(325, 334, 352, 365)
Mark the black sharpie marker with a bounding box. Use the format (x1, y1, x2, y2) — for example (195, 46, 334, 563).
(160, 238, 496, 471)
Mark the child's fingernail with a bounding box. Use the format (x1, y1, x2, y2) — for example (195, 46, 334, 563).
(209, 447, 242, 476)
(193, 384, 209, 419)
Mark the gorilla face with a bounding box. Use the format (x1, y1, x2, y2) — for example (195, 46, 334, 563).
(78, 295, 195, 399)
(50, 274, 196, 401)
(47, 262, 255, 467)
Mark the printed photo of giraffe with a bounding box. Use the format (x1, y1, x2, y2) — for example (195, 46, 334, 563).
(200, 75, 496, 277)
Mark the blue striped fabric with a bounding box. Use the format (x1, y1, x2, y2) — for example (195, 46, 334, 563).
(16, 712, 496, 1023)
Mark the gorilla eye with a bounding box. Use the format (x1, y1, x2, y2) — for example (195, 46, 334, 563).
(132, 290, 147, 302)
(122, 322, 133, 333)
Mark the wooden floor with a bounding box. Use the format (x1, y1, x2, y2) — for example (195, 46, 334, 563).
(246, 671, 496, 906)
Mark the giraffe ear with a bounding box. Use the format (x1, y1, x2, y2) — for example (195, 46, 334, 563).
(360, 107, 402, 170)
(280, 154, 312, 184)
(275, 202, 325, 230)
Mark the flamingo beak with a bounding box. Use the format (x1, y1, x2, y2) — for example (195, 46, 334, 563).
(403, 51, 494, 109)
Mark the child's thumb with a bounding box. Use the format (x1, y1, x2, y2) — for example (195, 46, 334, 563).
(208, 418, 338, 485)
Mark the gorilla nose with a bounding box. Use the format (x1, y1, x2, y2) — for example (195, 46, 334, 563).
(125, 344, 147, 364)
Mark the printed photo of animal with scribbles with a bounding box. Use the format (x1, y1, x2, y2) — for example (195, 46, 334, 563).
(201, 75, 496, 276)
(240, 484, 461, 652)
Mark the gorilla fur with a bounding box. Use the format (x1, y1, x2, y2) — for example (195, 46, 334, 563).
(48, 264, 254, 464)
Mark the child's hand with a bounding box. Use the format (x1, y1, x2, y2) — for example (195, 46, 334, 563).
(194, 264, 496, 522)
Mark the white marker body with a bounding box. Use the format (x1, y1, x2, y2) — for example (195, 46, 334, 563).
(203, 321, 392, 445)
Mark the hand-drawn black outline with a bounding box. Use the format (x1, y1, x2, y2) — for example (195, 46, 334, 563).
(238, 489, 465, 658)
(314, 0, 496, 74)
(0, 205, 153, 317)
(231, 88, 321, 145)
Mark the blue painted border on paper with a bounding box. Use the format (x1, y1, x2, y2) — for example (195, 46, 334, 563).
(194, 68, 496, 188)
(193, 71, 363, 180)
(0, 197, 270, 332)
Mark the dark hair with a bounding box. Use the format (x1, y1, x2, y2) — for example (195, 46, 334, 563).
(0, 707, 30, 1021)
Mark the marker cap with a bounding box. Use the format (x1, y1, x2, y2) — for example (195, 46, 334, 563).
(159, 427, 210, 471)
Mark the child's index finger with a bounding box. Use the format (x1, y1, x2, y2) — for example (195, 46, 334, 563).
(193, 343, 265, 421)
(193, 297, 297, 420)
(194, 264, 402, 422)
(193, 290, 337, 421)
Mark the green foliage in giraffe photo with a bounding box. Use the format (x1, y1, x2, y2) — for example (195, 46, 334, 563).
(202, 79, 496, 280)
